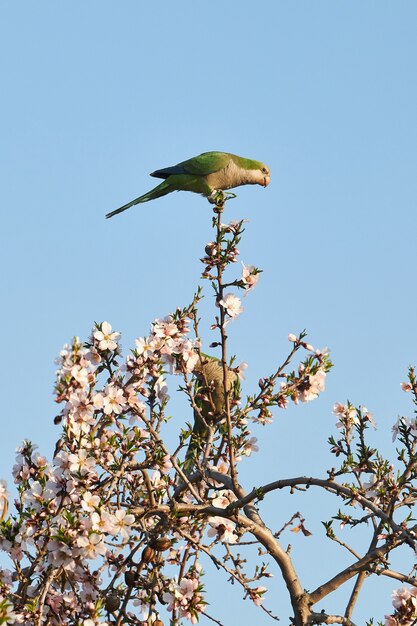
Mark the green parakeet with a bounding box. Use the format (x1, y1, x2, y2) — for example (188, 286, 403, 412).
(106, 151, 270, 218)
(183, 354, 240, 476)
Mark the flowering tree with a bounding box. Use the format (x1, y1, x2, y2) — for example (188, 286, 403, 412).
(0, 194, 416, 626)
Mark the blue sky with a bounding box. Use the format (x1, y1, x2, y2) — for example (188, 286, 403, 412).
(1, 2, 417, 623)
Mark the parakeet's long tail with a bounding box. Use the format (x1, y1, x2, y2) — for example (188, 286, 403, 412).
(105, 180, 172, 218)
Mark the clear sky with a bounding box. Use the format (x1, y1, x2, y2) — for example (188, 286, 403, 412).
(1, 2, 417, 623)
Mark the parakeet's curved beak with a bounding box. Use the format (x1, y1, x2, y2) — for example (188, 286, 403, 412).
(263, 175, 270, 187)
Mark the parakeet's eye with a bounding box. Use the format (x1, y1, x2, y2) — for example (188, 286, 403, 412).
(262, 167, 268, 174)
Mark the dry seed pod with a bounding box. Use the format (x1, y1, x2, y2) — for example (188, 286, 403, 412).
(149, 537, 171, 552)
(124, 569, 137, 587)
(141, 545, 156, 564)
(105, 593, 120, 612)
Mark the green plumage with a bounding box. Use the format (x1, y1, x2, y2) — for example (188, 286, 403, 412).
(150, 151, 232, 179)
(106, 151, 270, 218)
(183, 354, 240, 476)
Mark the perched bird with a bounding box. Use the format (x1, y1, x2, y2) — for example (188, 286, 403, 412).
(183, 354, 240, 476)
(106, 151, 270, 218)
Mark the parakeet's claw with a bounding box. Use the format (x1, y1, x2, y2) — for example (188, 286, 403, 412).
(208, 190, 237, 206)
(208, 190, 221, 204)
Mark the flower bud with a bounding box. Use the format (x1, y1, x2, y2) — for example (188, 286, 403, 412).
(205, 242, 217, 257)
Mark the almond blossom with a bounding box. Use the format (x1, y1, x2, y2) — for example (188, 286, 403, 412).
(241, 263, 260, 293)
(248, 585, 267, 606)
(68, 450, 97, 477)
(297, 369, 326, 403)
(400, 382, 412, 392)
(93, 384, 125, 415)
(391, 586, 417, 610)
(207, 516, 238, 544)
(241, 436, 259, 457)
(76, 533, 107, 559)
(163, 577, 205, 625)
(219, 293, 243, 318)
(110, 509, 135, 541)
(333, 402, 359, 430)
(211, 489, 237, 508)
(81, 491, 100, 513)
(93, 321, 120, 351)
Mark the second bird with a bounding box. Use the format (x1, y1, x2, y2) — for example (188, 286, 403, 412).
(106, 151, 270, 218)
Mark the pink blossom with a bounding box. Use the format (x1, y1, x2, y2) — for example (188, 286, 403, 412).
(162, 577, 205, 624)
(219, 293, 243, 319)
(68, 450, 96, 476)
(0, 569, 13, 586)
(93, 385, 125, 415)
(0, 594, 17, 623)
(153, 316, 180, 338)
(76, 533, 107, 559)
(391, 416, 409, 442)
(401, 382, 412, 392)
(332, 402, 347, 416)
(93, 321, 120, 351)
(211, 490, 237, 509)
(242, 436, 259, 457)
(150, 470, 167, 492)
(134, 336, 155, 358)
(160, 454, 173, 473)
(70, 364, 90, 388)
(249, 585, 267, 606)
(362, 406, 377, 428)
(298, 370, 326, 403)
(0, 481, 9, 503)
(23, 481, 58, 510)
(288, 333, 297, 342)
(90, 510, 116, 534)
(333, 403, 359, 430)
(241, 264, 260, 292)
(237, 361, 248, 380)
(111, 509, 135, 541)
(392, 586, 412, 609)
(155, 377, 170, 403)
(47, 540, 76, 568)
(207, 516, 238, 543)
(66, 391, 96, 434)
(81, 491, 100, 513)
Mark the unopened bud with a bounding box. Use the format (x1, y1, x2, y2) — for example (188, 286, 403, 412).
(205, 242, 217, 257)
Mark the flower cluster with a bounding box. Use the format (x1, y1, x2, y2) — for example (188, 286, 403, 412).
(2, 196, 412, 626)
(384, 586, 417, 625)
(163, 575, 206, 624)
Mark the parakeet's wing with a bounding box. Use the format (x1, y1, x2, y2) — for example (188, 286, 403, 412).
(150, 152, 231, 179)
